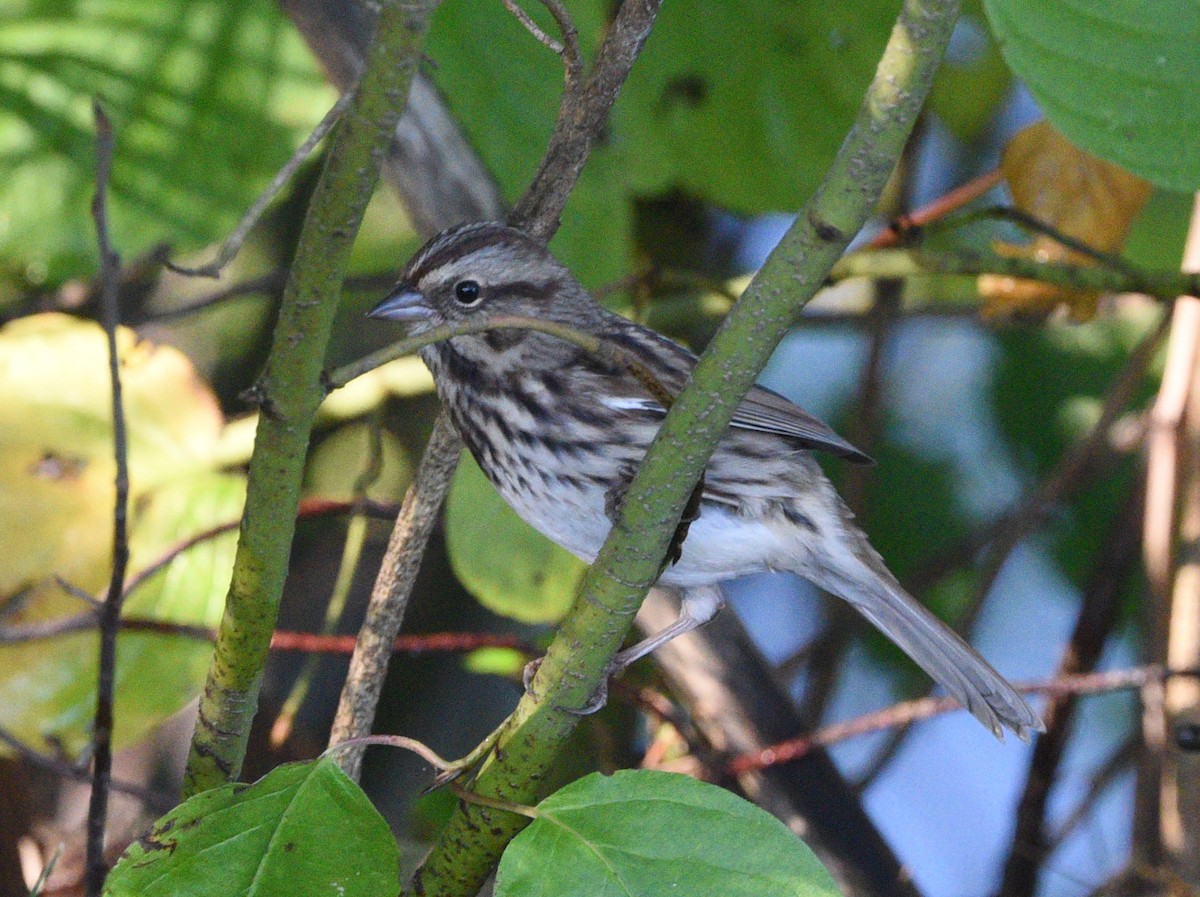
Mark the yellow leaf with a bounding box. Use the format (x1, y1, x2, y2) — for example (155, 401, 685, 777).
(992, 121, 1152, 318)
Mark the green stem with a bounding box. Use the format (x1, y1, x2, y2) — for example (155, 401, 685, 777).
(833, 247, 1200, 299)
(182, 0, 437, 795)
(410, 0, 962, 893)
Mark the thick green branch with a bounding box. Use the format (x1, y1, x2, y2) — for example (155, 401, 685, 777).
(411, 0, 962, 893)
(182, 0, 437, 796)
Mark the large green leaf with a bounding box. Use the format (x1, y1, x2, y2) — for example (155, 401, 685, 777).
(614, 0, 900, 213)
(0, 0, 334, 287)
(105, 759, 399, 897)
(495, 770, 842, 897)
(983, 0, 1200, 190)
(445, 453, 584, 624)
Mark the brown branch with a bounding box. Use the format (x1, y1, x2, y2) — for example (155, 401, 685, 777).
(506, 0, 664, 240)
(999, 482, 1145, 897)
(85, 101, 131, 897)
(729, 667, 1162, 776)
(1153, 192, 1200, 880)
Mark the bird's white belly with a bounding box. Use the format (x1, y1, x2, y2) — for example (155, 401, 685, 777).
(499, 474, 795, 589)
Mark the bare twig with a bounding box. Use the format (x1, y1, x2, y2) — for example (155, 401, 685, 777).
(507, 0, 663, 239)
(729, 667, 1162, 776)
(1155, 192, 1200, 879)
(0, 726, 158, 804)
(501, 0, 561, 55)
(327, 416, 462, 779)
(84, 101, 131, 897)
(167, 90, 356, 278)
(869, 168, 1003, 249)
(1047, 735, 1138, 852)
(999, 483, 1144, 897)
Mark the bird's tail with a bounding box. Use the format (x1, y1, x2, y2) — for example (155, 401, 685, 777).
(803, 508, 1044, 740)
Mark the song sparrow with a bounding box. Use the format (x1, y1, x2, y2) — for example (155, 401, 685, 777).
(370, 221, 1042, 740)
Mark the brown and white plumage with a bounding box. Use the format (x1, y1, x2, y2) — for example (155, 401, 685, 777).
(370, 221, 1043, 740)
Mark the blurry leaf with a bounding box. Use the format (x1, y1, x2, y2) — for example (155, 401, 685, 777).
(445, 453, 584, 624)
(928, 7, 1012, 140)
(304, 422, 411, 504)
(0, 312, 243, 755)
(0, 472, 243, 756)
(615, 0, 900, 213)
(105, 758, 398, 897)
(983, 121, 1151, 318)
(1123, 189, 1193, 272)
(463, 646, 526, 677)
(495, 770, 841, 897)
(0, 313, 223, 594)
(0, 0, 334, 287)
(983, 0, 1200, 190)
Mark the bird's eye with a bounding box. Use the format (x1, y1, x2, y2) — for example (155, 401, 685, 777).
(453, 280, 482, 307)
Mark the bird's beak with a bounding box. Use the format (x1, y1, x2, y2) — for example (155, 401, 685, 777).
(368, 283, 434, 321)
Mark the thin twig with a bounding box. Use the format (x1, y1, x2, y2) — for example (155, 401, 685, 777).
(84, 100, 131, 897)
(507, 0, 663, 239)
(729, 667, 1163, 776)
(1047, 735, 1138, 852)
(327, 415, 463, 780)
(0, 726, 159, 804)
(168, 89, 356, 278)
(869, 168, 1003, 249)
(501, 0, 563, 54)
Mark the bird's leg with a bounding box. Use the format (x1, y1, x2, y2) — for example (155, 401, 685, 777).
(611, 583, 724, 672)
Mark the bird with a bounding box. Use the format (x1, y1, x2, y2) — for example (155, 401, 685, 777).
(369, 220, 1043, 740)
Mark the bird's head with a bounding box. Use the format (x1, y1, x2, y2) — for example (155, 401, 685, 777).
(369, 223, 603, 367)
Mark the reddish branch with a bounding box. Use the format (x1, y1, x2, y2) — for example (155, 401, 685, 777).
(729, 667, 1162, 776)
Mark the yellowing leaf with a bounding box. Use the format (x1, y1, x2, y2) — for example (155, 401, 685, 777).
(0, 313, 243, 756)
(992, 121, 1152, 318)
(0, 314, 223, 595)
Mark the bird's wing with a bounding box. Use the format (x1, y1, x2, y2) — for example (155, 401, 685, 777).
(601, 318, 872, 464)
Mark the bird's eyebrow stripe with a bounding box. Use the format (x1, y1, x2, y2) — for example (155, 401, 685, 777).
(408, 226, 527, 284)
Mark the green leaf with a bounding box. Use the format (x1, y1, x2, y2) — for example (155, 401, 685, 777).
(983, 0, 1200, 190)
(445, 453, 584, 624)
(104, 758, 399, 897)
(495, 770, 841, 897)
(0, 0, 334, 286)
(928, 5, 1012, 140)
(615, 0, 900, 213)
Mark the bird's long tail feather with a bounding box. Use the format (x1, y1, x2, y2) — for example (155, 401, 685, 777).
(807, 521, 1044, 740)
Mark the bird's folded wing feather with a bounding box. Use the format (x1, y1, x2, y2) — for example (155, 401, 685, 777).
(603, 318, 872, 464)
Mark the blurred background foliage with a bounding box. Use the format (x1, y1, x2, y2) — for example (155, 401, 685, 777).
(1, 0, 1197, 894)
